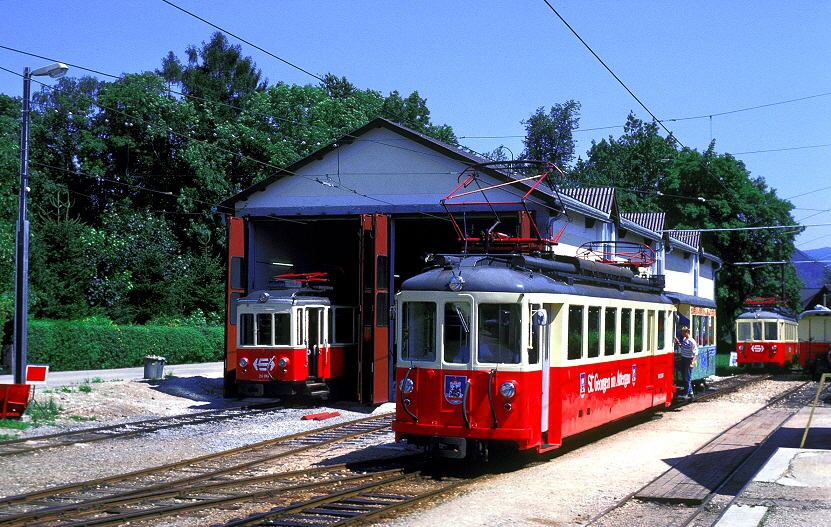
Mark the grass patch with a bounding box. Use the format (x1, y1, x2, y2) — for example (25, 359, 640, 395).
(0, 419, 31, 431)
(715, 353, 743, 376)
(29, 397, 63, 422)
(0, 433, 17, 441)
(78, 384, 92, 393)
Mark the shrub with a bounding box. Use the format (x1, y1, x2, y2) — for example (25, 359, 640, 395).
(27, 320, 223, 371)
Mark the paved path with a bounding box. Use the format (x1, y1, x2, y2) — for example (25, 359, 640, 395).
(0, 362, 224, 387)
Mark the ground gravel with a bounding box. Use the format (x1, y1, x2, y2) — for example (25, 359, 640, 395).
(0, 373, 809, 526)
(0, 375, 396, 498)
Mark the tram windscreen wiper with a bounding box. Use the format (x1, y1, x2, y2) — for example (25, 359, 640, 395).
(455, 304, 469, 333)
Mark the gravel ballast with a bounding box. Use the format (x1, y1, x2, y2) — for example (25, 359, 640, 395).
(0, 373, 813, 526)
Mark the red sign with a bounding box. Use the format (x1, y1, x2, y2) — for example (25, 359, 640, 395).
(25, 365, 49, 385)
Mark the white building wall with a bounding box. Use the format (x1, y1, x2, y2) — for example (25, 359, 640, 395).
(547, 213, 611, 258)
(664, 250, 697, 296)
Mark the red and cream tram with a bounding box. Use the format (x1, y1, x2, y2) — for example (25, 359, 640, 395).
(392, 253, 676, 459)
(232, 273, 357, 398)
(734, 296, 798, 369)
(799, 306, 831, 379)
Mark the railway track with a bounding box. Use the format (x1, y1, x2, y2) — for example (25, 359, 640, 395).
(0, 413, 400, 526)
(672, 372, 770, 407)
(583, 379, 827, 527)
(0, 401, 283, 457)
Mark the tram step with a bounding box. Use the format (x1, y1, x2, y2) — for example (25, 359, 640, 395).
(305, 380, 330, 398)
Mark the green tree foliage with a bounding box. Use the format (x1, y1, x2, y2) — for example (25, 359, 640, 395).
(572, 113, 678, 211)
(0, 94, 20, 328)
(521, 100, 581, 168)
(659, 147, 803, 331)
(159, 31, 266, 121)
(0, 32, 460, 337)
(569, 114, 801, 338)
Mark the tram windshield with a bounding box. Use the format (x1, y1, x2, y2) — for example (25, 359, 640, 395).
(239, 312, 291, 346)
(737, 321, 763, 341)
(400, 301, 437, 362)
(444, 302, 472, 363)
(477, 303, 522, 364)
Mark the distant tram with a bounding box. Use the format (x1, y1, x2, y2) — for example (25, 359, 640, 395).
(734, 296, 798, 368)
(799, 306, 831, 379)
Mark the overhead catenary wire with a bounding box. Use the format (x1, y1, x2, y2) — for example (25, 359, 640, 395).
(2, 22, 828, 249)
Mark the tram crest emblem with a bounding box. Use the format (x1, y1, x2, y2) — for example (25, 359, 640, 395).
(579, 372, 586, 397)
(631, 365, 637, 385)
(444, 375, 467, 404)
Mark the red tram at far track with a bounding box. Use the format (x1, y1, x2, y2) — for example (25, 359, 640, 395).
(392, 252, 676, 460)
(734, 296, 798, 369)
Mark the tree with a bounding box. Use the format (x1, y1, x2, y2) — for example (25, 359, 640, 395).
(521, 101, 581, 168)
(658, 146, 802, 338)
(571, 113, 678, 210)
(159, 31, 266, 121)
(319, 73, 357, 100)
(0, 94, 21, 335)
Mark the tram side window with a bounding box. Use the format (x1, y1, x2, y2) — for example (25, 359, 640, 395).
(588, 307, 601, 358)
(295, 309, 305, 346)
(444, 302, 471, 363)
(567, 305, 584, 360)
(634, 310, 644, 353)
(257, 313, 273, 346)
(239, 313, 255, 345)
(604, 308, 617, 356)
(764, 322, 778, 340)
(401, 302, 436, 362)
(274, 313, 291, 345)
(620, 308, 632, 354)
(658, 311, 666, 350)
(478, 303, 521, 364)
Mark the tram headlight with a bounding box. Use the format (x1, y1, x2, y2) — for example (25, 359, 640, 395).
(278, 357, 290, 368)
(738, 345, 744, 351)
(448, 275, 465, 291)
(499, 381, 517, 399)
(771, 345, 777, 351)
(400, 377, 415, 394)
(238, 357, 249, 368)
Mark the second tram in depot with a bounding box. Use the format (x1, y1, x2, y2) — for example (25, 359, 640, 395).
(392, 252, 677, 460)
(232, 273, 358, 398)
(734, 296, 799, 369)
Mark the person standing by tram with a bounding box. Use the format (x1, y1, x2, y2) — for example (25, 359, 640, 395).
(676, 326, 698, 399)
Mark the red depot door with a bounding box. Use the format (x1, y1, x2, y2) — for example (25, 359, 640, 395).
(224, 216, 247, 397)
(359, 214, 391, 403)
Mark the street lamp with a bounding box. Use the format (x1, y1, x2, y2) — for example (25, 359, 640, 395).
(13, 62, 68, 384)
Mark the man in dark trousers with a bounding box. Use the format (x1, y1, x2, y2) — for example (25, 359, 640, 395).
(676, 326, 698, 398)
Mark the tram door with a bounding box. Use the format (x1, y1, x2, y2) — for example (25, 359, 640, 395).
(535, 304, 553, 439)
(304, 307, 327, 378)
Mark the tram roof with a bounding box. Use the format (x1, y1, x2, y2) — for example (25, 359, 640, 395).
(400, 254, 671, 304)
(665, 292, 717, 309)
(736, 308, 797, 321)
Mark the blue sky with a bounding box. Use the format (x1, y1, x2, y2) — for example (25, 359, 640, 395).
(2, 0, 830, 255)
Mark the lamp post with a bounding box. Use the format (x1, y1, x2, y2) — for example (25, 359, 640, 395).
(13, 62, 68, 384)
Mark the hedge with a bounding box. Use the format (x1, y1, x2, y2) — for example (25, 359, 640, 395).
(26, 320, 224, 371)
